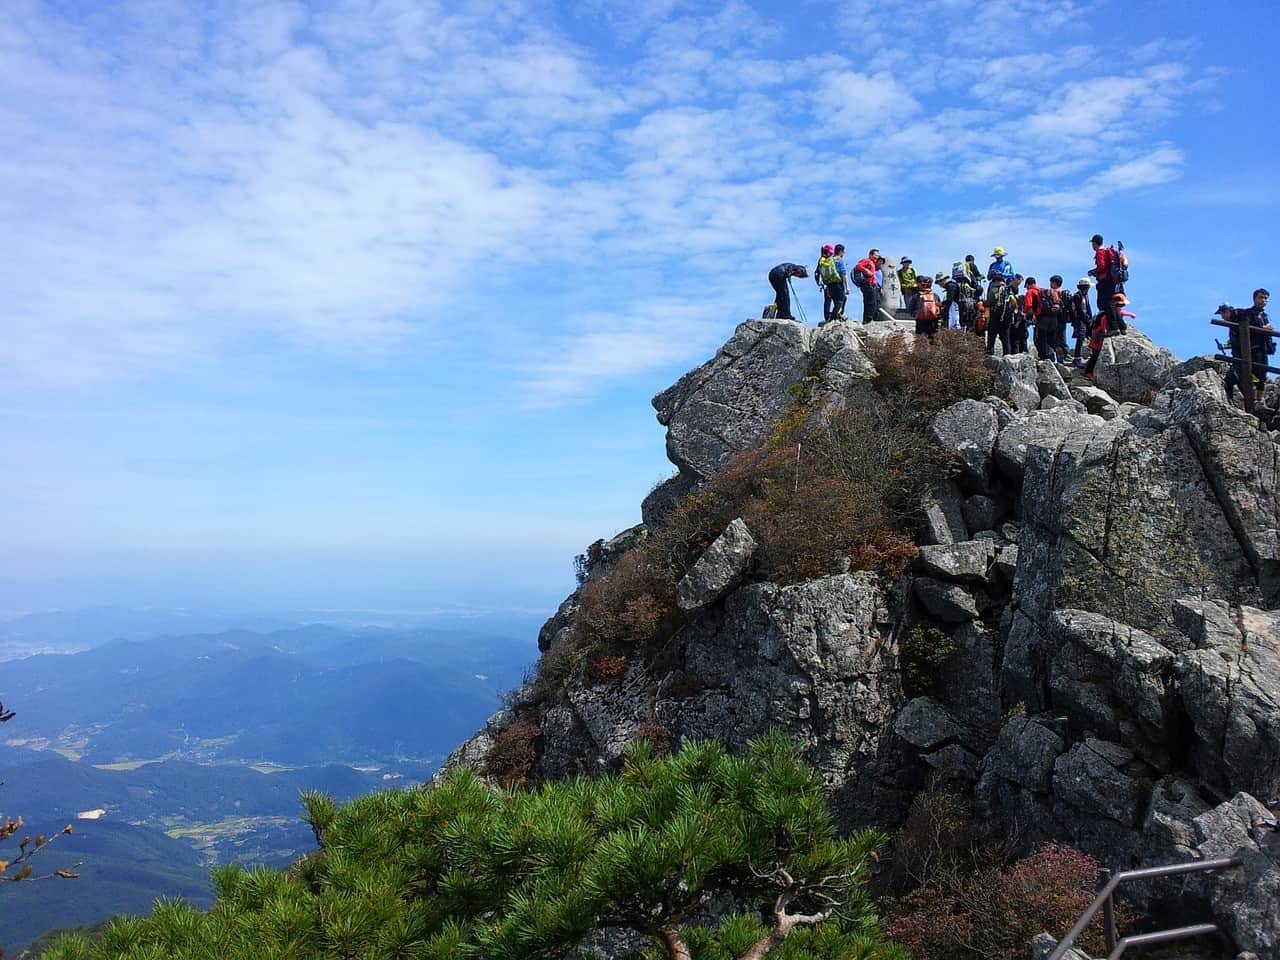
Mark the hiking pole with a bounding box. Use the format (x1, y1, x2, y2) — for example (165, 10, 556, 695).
(788, 278, 808, 325)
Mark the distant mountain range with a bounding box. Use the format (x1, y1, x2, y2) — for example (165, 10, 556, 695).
(0, 623, 532, 766)
(0, 618, 536, 952)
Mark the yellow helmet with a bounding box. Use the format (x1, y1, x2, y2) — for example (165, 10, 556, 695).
(992, 246, 1006, 257)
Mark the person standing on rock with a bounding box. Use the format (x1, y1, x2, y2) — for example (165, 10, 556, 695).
(988, 246, 1014, 284)
(1044, 275, 1069, 361)
(853, 248, 880, 324)
(909, 275, 942, 341)
(1089, 233, 1127, 335)
(984, 279, 1015, 356)
(816, 245, 844, 324)
(834, 244, 850, 320)
(898, 257, 918, 310)
(1069, 278, 1093, 367)
(964, 254, 984, 298)
(1025, 276, 1050, 360)
(1008, 275, 1029, 354)
(1221, 289, 1274, 406)
(767, 262, 809, 321)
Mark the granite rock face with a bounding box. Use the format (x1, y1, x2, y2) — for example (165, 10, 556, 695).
(653, 319, 872, 483)
(447, 322, 1280, 957)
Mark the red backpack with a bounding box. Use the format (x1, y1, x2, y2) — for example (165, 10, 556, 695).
(919, 290, 941, 321)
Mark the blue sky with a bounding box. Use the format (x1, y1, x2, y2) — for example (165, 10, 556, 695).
(2, 0, 1277, 619)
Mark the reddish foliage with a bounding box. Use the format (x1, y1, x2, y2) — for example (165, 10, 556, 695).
(484, 717, 541, 787)
(632, 719, 672, 755)
(587, 653, 629, 684)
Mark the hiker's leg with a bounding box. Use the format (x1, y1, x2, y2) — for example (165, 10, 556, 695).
(861, 284, 875, 324)
(772, 276, 791, 319)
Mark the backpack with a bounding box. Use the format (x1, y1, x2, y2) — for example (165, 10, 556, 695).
(763, 303, 778, 319)
(919, 290, 941, 321)
(952, 260, 966, 280)
(819, 258, 841, 285)
(1108, 242, 1130, 283)
(1043, 288, 1064, 319)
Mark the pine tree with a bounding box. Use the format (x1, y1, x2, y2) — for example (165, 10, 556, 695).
(38, 732, 906, 960)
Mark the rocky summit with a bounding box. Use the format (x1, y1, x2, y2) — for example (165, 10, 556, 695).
(448, 319, 1280, 959)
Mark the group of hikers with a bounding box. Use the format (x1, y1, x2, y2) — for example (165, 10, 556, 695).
(768, 235, 1144, 382)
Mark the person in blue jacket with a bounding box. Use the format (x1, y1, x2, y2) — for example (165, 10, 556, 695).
(988, 246, 1014, 284)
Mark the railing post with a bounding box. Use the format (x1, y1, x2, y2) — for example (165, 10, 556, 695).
(1099, 868, 1117, 952)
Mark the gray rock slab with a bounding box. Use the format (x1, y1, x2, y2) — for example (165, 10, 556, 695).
(676, 518, 758, 612)
(917, 540, 998, 583)
(929, 399, 999, 488)
(915, 577, 980, 622)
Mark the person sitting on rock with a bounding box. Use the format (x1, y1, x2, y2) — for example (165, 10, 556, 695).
(767, 262, 808, 320)
(1084, 292, 1136, 381)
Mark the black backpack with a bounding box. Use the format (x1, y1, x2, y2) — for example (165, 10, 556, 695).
(1043, 288, 1065, 319)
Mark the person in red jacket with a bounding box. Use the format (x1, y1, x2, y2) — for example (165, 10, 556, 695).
(852, 248, 880, 324)
(1088, 234, 1126, 334)
(1084, 292, 1136, 381)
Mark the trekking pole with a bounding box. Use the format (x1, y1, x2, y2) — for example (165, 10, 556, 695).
(788, 279, 808, 325)
(794, 442, 802, 493)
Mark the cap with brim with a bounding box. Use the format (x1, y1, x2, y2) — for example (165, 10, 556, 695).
(901, 257, 912, 263)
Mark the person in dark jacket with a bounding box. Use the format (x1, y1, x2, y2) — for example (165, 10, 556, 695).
(768, 262, 809, 320)
(1025, 277, 1052, 360)
(985, 279, 1015, 356)
(1221, 288, 1274, 405)
(1008, 275, 1028, 354)
(1068, 278, 1093, 367)
(963, 254, 984, 299)
(939, 271, 960, 329)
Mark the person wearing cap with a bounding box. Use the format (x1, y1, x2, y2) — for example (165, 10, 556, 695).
(767, 261, 809, 321)
(1088, 234, 1125, 334)
(852, 248, 880, 324)
(898, 257, 919, 309)
(988, 246, 1014, 284)
(938, 271, 959, 329)
(1068, 278, 1093, 367)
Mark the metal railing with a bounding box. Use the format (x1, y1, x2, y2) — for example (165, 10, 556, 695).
(1044, 855, 1243, 960)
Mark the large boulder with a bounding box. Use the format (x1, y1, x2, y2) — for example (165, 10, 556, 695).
(652, 320, 872, 481)
(920, 480, 968, 545)
(1090, 327, 1179, 402)
(674, 572, 907, 825)
(993, 353, 1042, 412)
(1052, 739, 1150, 828)
(929, 399, 999, 488)
(1172, 599, 1280, 802)
(993, 406, 1106, 484)
(676, 518, 758, 612)
(916, 540, 998, 584)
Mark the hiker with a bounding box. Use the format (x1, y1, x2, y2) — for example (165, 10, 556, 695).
(875, 255, 886, 306)
(1068, 278, 1093, 367)
(1084, 292, 1136, 381)
(834, 244, 850, 319)
(767, 262, 809, 320)
(898, 257, 918, 309)
(1089, 234, 1128, 334)
(909, 275, 942, 341)
(988, 246, 1014, 284)
(1025, 276, 1050, 359)
(1221, 289, 1275, 405)
(945, 264, 974, 332)
(963, 254, 984, 297)
(853, 248, 880, 324)
(984, 279, 1016, 356)
(938, 271, 958, 329)
(1044, 275, 1069, 361)
(1008, 275, 1029, 354)
(816, 245, 845, 323)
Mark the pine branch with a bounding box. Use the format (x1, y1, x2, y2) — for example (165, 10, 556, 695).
(0, 824, 76, 882)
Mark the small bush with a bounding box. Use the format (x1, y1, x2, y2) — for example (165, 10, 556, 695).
(484, 716, 541, 787)
(631, 719, 672, 755)
(587, 652, 628, 684)
(863, 329, 994, 422)
(900, 625, 958, 697)
(886, 783, 1131, 960)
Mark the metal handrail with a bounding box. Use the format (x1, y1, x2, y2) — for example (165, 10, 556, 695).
(1045, 856, 1243, 960)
